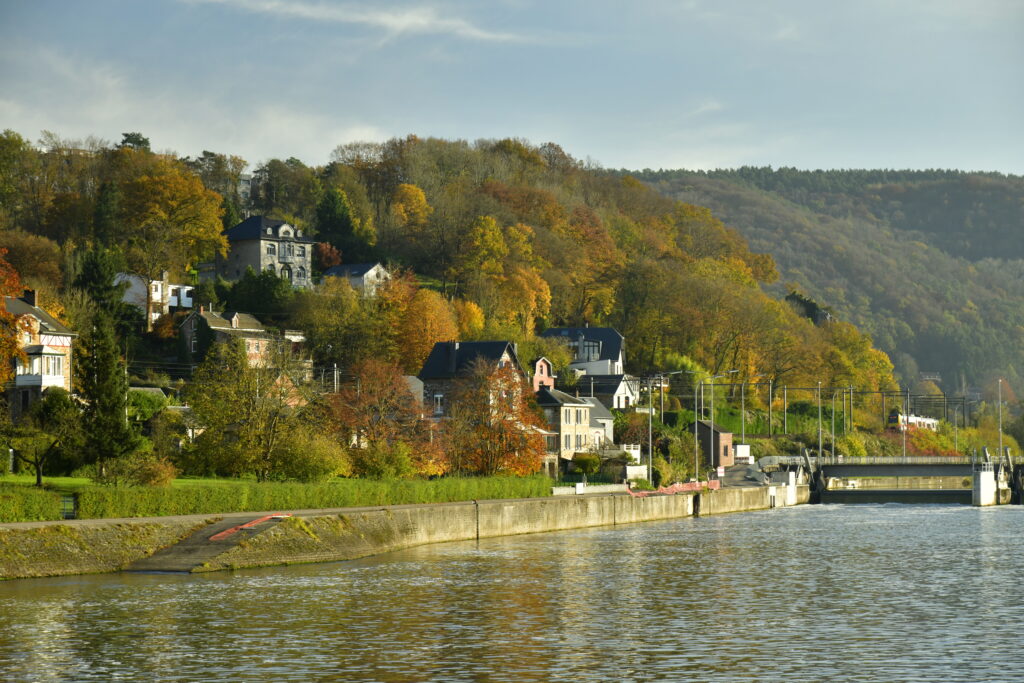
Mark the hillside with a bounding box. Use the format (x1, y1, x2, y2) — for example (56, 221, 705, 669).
(634, 168, 1024, 393)
(1, 131, 897, 398)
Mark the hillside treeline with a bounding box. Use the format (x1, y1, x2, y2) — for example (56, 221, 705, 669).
(636, 167, 1024, 396)
(0, 130, 895, 395)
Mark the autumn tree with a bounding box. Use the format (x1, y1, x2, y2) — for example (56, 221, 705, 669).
(444, 360, 546, 476)
(395, 288, 458, 374)
(0, 248, 26, 386)
(120, 159, 226, 329)
(327, 358, 445, 477)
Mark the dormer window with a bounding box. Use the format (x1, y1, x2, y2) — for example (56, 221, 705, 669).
(266, 228, 272, 235)
(281, 228, 292, 238)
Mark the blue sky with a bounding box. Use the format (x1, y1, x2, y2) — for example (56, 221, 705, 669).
(1, 0, 1021, 173)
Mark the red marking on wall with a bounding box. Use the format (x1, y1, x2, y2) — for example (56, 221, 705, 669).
(627, 480, 720, 498)
(208, 513, 292, 541)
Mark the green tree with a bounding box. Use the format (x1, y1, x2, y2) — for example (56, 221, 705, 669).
(316, 186, 375, 262)
(185, 339, 318, 481)
(118, 132, 151, 151)
(79, 310, 141, 480)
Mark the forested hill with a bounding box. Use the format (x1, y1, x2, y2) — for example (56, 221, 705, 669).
(633, 167, 1024, 392)
(1, 131, 897, 398)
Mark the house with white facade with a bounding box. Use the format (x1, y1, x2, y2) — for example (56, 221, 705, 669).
(540, 326, 625, 376)
(116, 272, 194, 325)
(4, 290, 76, 417)
(322, 262, 390, 297)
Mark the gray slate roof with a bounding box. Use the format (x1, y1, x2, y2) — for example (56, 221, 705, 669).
(323, 263, 384, 278)
(540, 326, 624, 362)
(4, 296, 75, 336)
(418, 341, 521, 380)
(223, 216, 315, 243)
(536, 387, 591, 407)
(581, 396, 614, 421)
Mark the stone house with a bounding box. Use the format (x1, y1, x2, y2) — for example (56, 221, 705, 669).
(179, 308, 296, 368)
(4, 290, 76, 418)
(211, 216, 315, 287)
(536, 387, 591, 474)
(581, 396, 615, 450)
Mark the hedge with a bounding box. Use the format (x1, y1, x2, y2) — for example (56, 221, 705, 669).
(0, 486, 64, 523)
(75, 475, 552, 519)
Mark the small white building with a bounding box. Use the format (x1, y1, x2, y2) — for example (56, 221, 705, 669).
(322, 262, 391, 297)
(117, 272, 194, 324)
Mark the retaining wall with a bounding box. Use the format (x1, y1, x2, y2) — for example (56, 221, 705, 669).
(2, 486, 807, 579)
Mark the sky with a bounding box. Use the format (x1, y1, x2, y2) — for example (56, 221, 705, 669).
(1, 0, 1022, 173)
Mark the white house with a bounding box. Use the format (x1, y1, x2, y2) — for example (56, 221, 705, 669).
(4, 290, 76, 417)
(322, 262, 390, 297)
(116, 272, 195, 324)
(540, 327, 625, 376)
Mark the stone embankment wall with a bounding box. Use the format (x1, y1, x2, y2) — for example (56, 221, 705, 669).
(0, 519, 208, 579)
(1, 486, 809, 579)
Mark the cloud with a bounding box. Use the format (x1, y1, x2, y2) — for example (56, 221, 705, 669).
(185, 0, 528, 42)
(0, 46, 386, 165)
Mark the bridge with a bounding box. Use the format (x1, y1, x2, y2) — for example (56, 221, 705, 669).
(757, 453, 1023, 506)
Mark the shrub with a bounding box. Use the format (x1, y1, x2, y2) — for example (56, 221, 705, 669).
(0, 485, 63, 522)
(277, 432, 352, 482)
(572, 453, 601, 479)
(350, 441, 415, 479)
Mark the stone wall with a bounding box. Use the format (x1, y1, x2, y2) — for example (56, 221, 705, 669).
(2, 487, 806, 579)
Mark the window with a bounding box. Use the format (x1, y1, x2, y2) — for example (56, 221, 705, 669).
(266, 243, 276, 256)
(576, 409, 582, 424)
(297, 246, 305, 258)
(191, 337, 197, 353)
(575, 434, 582, 448)
(433, 394, 444, 415)
(564, 408, 571, 424)
(564, 434, 570, 450)
(297, 266, 306, 282)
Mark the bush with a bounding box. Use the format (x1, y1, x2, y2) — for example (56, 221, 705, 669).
(572, 453, 601, 479)
(350, 441, 415, 480)
(277, 432, 352, 482)
(0, 485, 63, 522)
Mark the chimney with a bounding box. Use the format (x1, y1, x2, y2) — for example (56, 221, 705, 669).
(448, 341, 459, 374)
(22, 289, 37, 307)
(199, 305, 205, 314)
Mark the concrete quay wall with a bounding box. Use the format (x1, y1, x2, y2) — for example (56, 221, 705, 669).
(2, 486, 807, 579)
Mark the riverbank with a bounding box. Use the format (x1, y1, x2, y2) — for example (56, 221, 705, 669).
(0, 484, 809, 579)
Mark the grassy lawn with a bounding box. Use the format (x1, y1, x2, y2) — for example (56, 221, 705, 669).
(0, 474, 254, 493)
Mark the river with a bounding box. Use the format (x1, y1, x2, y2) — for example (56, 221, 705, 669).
(2, 504, 1023, 682)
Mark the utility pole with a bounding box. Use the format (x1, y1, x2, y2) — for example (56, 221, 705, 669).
(817, 381, 823, 458)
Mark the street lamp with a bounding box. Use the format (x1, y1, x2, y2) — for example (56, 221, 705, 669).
(741, 374, 767, 444)
(681, 370, 702, 480)
(953, 405, 960, 453)
(998, 378, 1004, 459)
(708, 370, 737, 474)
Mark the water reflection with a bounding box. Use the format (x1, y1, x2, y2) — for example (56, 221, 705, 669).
(3, 505, 1024, 681)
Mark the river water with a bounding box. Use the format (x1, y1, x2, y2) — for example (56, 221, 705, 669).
(2, 504, 1023, 682)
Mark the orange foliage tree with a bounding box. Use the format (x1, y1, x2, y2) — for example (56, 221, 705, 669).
(0, 248, 26, 385)
(444, 360, 545, 476)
